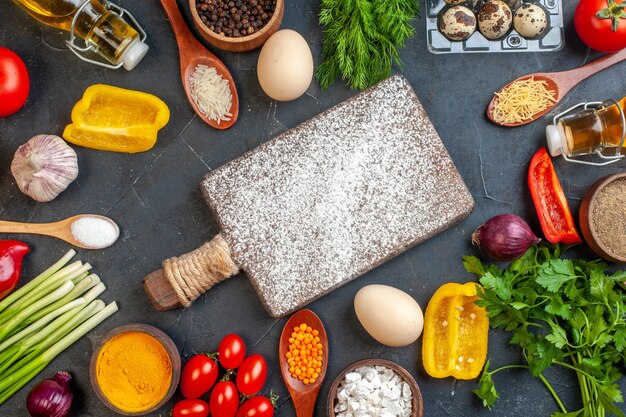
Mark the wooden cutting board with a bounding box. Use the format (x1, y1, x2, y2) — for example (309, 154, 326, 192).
(144, 75, 474, 317)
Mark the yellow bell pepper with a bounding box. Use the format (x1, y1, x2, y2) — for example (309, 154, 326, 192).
(422, 282, 489, 380)
(63, 84, 170, 153)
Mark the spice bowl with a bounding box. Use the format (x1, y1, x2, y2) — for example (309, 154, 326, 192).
(189, 0, 284, 52)
(580, 172, 626, 263)
(326, 359, 423, 417)
(90, 323, 181, 416)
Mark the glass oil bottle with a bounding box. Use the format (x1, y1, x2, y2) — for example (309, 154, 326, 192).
(546, 98, 626, 166)
(12, 0, 148, 70)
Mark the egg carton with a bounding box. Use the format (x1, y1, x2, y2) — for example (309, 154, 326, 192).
(427, 0, 564, 54)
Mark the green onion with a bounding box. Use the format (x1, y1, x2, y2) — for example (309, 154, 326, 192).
(0, 251, 117, 405)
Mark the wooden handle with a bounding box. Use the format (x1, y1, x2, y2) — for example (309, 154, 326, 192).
(556, 48, 626, 96)
(143, 234, 240, 310)
(292, 393, 320, 417)
(0, 220, 65, 237)
(160, 0, 212, 56)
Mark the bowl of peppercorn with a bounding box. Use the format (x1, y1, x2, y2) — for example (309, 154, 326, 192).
(190, 0, 284, 52)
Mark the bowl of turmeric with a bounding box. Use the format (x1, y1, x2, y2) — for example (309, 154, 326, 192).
(90, 323, 181, 415)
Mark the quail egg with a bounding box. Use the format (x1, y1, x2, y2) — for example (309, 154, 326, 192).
(444, 0, 466, 5)
(438, 6, 477, 42)
(514, 3, 549, 38)
(478, 0, 513, 40)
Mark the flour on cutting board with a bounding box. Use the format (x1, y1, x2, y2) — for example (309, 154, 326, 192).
(202, 75, 474, 317)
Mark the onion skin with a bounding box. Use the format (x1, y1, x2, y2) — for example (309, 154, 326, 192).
(26, 372, 73, 417)
(472, 214, 541, 261)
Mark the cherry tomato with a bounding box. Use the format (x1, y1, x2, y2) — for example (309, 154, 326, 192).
(236, 396, 275, 417)
(180, 354, 219, 398)
(575, 0, 626, 52)
(236, 354, 268, 396)
(0, 47, 29, 117)
(218, 334, 246, 369)
(209, 381, 239, 417)
(173, 399, 209, 417)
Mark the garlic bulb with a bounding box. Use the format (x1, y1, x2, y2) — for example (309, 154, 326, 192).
(11, 135, 79, 202)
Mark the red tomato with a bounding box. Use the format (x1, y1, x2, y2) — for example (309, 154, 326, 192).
(236, 396, 275, 417)
(218, 334, 246, 369)
(209, 381, 239, 417)
(0, 47, 29, 117)
(173, 399, 210, 417)
(575, 0, 626, 52)
(180, 354, 219, 398)
(236, 354, 268, 396)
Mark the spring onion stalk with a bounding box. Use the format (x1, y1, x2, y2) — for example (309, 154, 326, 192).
(0, 302, 118, 405)
(0, 261, 89, 326)
(24, 274, 101, 326)
(0, 250, 76, 314)
(0, 301, 101, 376)
(0, 301, 105, 378)
(0, 281, 75, 342)
(0, 298, 86, 354)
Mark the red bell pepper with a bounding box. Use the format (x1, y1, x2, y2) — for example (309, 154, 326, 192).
(528, 148, 582, 244)
(0, 240, 30, 300)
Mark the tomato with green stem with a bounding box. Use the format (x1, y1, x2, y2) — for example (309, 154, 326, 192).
(173, 399, 209, 417)
(180, 354, 218, 399)
(575, 0, 626, 52)
(236, 395, 276, 417)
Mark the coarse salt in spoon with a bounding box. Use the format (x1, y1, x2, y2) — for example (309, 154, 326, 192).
(487, 48, 626, 127)
(0, 214, 120, 249)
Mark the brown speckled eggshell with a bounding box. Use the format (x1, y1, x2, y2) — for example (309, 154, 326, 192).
(438, 6, 477, 41)
(514, 4, 549, 38)
(478, 0, 513, 40)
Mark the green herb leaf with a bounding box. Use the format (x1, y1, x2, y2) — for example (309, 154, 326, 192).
(473, 360, 499, 409)
(536, 259, 576, 293)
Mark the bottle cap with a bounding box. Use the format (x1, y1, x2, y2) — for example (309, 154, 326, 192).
(546, 124, 565, 157)
(121, 39, 149, 71)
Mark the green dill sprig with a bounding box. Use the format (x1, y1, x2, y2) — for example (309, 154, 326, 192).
(465, 244, 626, 417)
(315, 0, 419, 91)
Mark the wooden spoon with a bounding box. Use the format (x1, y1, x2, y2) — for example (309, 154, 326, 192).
(0, 215, 120, 249)
(487, 48, 626, 127)
(160, 0, 239, 129)
(279, 309, 329, 417)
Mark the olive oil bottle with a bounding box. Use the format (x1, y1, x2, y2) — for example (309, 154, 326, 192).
(12, 0, 148, 70)
(547, 97, 626, 159)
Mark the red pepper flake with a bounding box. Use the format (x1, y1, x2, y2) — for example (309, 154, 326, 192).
(528, 147, 582, 244)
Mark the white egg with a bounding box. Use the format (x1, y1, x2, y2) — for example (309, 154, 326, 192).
(257, 29, 314, 101)
(354, 284, 424, 347)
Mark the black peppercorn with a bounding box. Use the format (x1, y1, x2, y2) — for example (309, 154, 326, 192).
(195, 0, 276, 38)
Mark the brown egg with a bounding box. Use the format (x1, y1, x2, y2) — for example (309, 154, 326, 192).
(438, 5, 477, 42)
(478, 0, 513, 40)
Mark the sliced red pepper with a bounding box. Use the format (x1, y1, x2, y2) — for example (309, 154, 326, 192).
(528, 148, 582, 244)
(0, 240, 30, 300)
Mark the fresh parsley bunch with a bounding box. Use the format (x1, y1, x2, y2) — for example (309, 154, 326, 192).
(464, 244, 626, 417)
(315, 0, 419, 91)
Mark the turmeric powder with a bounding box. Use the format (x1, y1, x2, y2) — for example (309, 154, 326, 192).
(95, 331, 172, 412)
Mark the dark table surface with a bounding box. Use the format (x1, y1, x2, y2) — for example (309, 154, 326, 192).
(1, 0, 626, 415)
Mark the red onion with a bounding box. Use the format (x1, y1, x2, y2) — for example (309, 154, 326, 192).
(26, 372, 73, 417)
(472, 214, 541, 261)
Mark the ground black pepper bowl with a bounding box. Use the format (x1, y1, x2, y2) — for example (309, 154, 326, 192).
(580, 171, 626, 263)
(189, 0, 284, 52)
(89, 323, 181, 416)
(326, 358, 423, 417)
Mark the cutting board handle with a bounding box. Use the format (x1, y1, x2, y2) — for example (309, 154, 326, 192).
(143, 234, 240, 310)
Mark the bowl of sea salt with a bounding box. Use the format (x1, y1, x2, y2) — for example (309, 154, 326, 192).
(327, 359, 423, 417)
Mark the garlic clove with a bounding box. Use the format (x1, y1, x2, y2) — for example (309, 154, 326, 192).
(11, 135, 79, 202)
